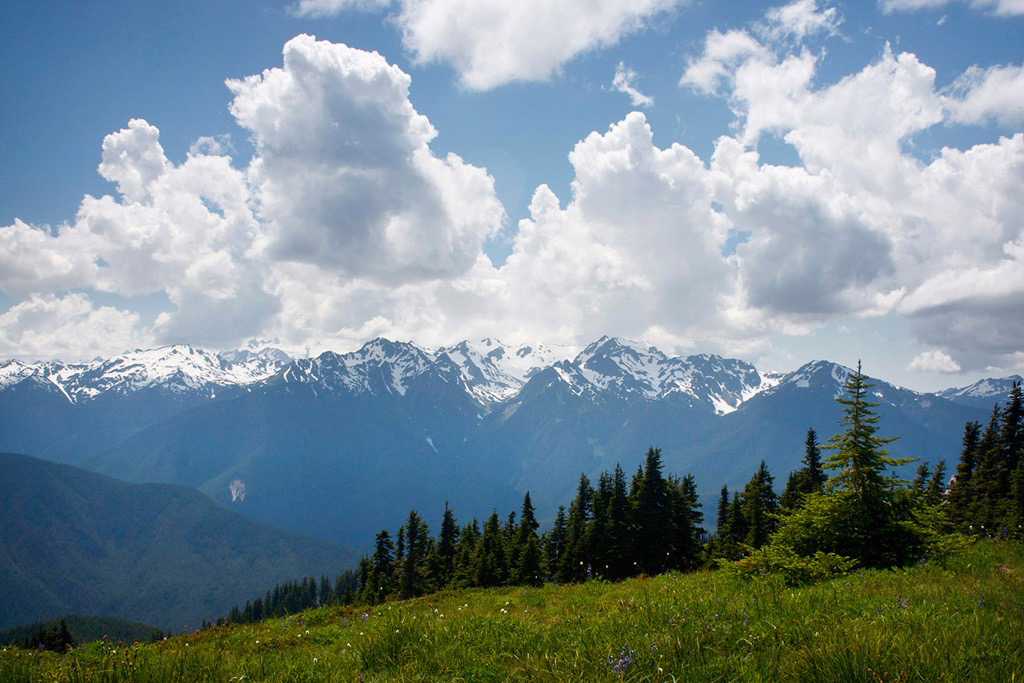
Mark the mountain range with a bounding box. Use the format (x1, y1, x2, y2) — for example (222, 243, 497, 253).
(1, 336, 1018, 549)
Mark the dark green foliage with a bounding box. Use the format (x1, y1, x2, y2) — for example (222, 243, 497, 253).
(925, 460, 947, 506)
(398, 510, 430, 599)
(474, 511, 508, 588)
(741, 461, 778, 549)
(780, 429, 826, 510)
(740, 362, 933, 572)
(945, 381, 1024, 533)
(0, 615, 162, 648)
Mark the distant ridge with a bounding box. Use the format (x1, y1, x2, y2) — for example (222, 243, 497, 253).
(0, 453, 356, 632)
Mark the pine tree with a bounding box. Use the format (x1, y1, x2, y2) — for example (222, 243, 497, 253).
(716, 485, 730, 535)
(947, 420, 981, 528)
(399, 510, 429, 598)
(780, 428, 827, 509)
(633, 447, 672, 574)
(1002, 382, 1023, 475)
(668, 473, 704, 570)
(913, 462, 931, 495)
(607, 465, 632, 579)
(544, 506, 567, 581)
(511, 492, 541, 582)
(368, 530, 395, 602)
(559, 474, 593, 582)
(925, 461, 947, 506)
(741, 461, 778, 549)
(819, 361, 915, 566)
(474, 511, 508, 587)
(971, 407, 1005, 530)
(428, 502, 460, 590)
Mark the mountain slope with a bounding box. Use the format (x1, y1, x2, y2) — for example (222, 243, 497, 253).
(86, 341, 511, 547)
(937, 375, 1024, 410)
(0, 453, 355, 632)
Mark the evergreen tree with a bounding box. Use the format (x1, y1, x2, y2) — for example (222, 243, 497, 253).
(559, 474, 593, 582)
(367, 530, 395, 603)
(398, 510, 429, 598)
(947, 420, 981, 528)
(913, 462, 931, 495)
(780, 429, 827, 509)
(1002, 382, 1023, 475)
(511, 492, 541, 582)
(474, 511, 508, 587)
(716, 485, 730, 535)
(607, 465, 632, 579)
(741, 461, 778, 549)
(428, 502, 460, 589)
(633, 447, 672, 574)
(668, 473, 704, 570)
(971, 407, 1005, 529)
(787, 361, 917, 567)
(925, 461, 947, 506)
(545, 505, 567, 581)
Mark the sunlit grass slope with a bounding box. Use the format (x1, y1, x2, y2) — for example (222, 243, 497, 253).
(3, 541, 1022, 682)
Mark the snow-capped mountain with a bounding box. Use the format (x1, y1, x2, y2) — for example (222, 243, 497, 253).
(937, 375, 1024, 410)
(266, 338, 441, 398)
(0, 344, 293, 404)
(532, 336, 780, 414)
(435, 338, 578, 406)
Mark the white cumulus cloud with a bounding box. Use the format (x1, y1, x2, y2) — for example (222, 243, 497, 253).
(228, 34, 504, 283)
(906, 349, 962, 373)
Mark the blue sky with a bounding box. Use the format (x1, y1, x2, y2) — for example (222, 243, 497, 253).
(1, 0, 1022, 391)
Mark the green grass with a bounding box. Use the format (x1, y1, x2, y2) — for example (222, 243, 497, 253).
(3, 540, 1023, 682)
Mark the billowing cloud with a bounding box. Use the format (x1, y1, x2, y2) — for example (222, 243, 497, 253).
(683, 20, 1024, 370)
(0, 294, 149, 361)
(612, 62, 654, 107)
(907, 349, 962, 373)
(228, 34, 503, 283)
(294, 0, 688, 90)
(946, 64, 1024, 127)
(493, 112, 742, 351)
(1, 17, 1022, 375)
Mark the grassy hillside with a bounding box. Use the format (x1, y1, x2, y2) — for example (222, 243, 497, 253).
(0, 453, 357, 632)
(3, 540, 1021, 682)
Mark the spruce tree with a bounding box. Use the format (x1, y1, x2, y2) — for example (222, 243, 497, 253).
(474, 511, 508, 587)
(545, 506, 567, 581)
(820, 361, 915, 566)
(559, 474, 593, 582)
(368, 530, 395, 602)
(607, 465, 632, 579)
(947, 420, 981, 528)
(633, 447, 672, 574)
(741, 461, 778, 549)
(780, 428, 827, 509)
(971, 408, 1005, 530)
(913, 462, 931, 495)
(429, 502, 460, 589)
(925, 461, 947, 506)
(716, 485, 730, 535)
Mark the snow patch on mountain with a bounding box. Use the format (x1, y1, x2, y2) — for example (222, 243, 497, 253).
(937, 375, 1024, 407)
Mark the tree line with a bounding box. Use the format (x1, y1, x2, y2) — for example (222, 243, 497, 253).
(217, 370, 1022, 625)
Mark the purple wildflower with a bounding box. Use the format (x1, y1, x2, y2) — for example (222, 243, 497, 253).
(608, 645, 635, 674)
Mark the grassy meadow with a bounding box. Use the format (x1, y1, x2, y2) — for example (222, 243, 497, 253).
(2, 540, 1022, 682)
